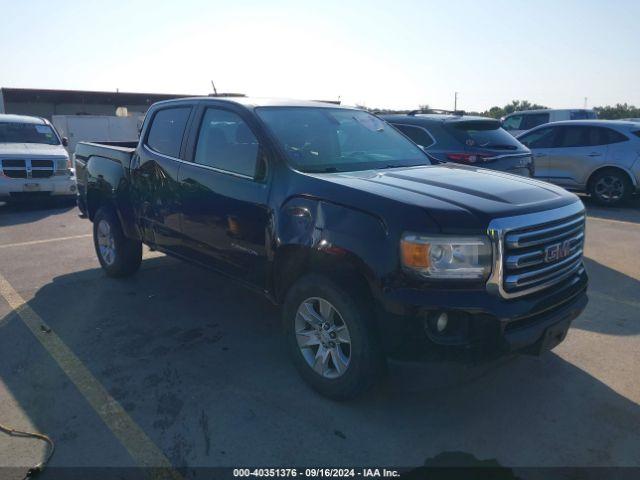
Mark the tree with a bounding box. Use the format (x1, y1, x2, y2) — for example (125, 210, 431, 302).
(594, 103, 640, 120)
(481, 100, 548, 119)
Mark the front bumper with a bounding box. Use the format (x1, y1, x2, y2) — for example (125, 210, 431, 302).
(0, 174, 77, 198)
(377, 267, 588, 362)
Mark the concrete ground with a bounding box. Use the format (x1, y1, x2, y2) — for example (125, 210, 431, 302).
(0, 197, 638, 479)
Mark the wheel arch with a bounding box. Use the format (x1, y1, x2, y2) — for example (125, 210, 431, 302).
(586, 165, 637, 191)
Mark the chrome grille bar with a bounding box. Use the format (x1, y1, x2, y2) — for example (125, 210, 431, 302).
(486, 202, 586, 299)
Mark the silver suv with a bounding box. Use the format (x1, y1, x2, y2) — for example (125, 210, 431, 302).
(518, 120, 640, 206)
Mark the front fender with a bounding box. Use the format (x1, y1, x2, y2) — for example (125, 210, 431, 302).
(274, 196, 395, 300)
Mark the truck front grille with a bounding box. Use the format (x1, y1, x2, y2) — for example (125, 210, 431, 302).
(1, 159, 54, 179)
(502, 211, 585, 297)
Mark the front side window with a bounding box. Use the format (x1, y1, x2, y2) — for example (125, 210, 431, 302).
(194, 108, 260, 178)
(557, 126, 589, 148)
(256, 107, 429, 173)
(0, 122, 60, 145)
(502, 115, 523, 131)
(521, 113, 550, 130)
(394, 124, 435, 148)
(146, 107, 191, 158)
(518, 127, 557, 149)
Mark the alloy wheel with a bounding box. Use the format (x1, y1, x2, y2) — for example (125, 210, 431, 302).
(295, 297, 352, 379)
(594, 175, 624, 203)
(97, 219, 116, 266)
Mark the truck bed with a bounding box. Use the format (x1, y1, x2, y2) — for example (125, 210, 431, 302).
(74, 141, 138, 169)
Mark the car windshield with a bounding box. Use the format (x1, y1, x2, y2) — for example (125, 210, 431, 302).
(447, 121, 523, 150)
(255, 107, 430, 172)
(0, 122, 60, 145)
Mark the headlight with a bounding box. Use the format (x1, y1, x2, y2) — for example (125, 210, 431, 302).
(400, 234, 492, 280)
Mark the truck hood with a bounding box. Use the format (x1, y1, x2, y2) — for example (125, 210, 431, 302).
(310, 164, 580, 231)
(0, 143, 68, 159)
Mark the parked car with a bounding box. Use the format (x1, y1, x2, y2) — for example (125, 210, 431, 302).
(502, 109, 597, 137)
(0, 114, 76, 203)
(382, 111, 533, 176)
(518, 120, 640, 206)
(75, 97, 588, 399)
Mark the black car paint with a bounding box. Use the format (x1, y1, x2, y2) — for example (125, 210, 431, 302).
(74, 97, 587, 360)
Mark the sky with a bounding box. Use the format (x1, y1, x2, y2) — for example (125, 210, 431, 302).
(1, 0, 639, 112)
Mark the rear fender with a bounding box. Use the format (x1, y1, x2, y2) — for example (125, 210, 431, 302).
(86, 155, 141, 240)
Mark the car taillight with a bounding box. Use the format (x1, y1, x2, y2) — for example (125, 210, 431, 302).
(446, 153, 494, 164)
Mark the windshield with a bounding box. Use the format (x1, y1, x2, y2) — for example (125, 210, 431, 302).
(0, 122, 60, 145)
(447, 121, 523, 150)
(256, 107, 430, 172)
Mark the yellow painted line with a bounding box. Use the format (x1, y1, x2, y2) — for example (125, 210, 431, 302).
(590, 290, 640, 310)
(0, 271, 181, 480)
(0, 234, 92, 249)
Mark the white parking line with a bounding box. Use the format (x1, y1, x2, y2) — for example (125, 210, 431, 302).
(0, 234, 92, 249)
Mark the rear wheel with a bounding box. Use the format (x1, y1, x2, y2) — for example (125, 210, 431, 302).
(93, 206, 142, 277)
(283, 274, 385, 400)
(589, 170, 631, 206)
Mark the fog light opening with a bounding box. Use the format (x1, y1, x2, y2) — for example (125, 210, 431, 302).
(436, 312, 448, 332)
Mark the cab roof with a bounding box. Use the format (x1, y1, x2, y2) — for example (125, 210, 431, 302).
(152, 96, 355, 110)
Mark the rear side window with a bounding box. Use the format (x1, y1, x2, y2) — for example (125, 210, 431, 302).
(194, 108, 261, 178)
(447, 121, 522, 150)
(587, 127, 628, 146)
(570, 110, 597, 120)
(521, 113, 550, 130)
(394, 124, 435, 148)
(146, 107, 191, 158)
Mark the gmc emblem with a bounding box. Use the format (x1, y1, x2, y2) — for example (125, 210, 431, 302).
(544, 239, 572, 263)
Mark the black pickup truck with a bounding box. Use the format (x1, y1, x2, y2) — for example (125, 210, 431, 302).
(75, 97, 588, 399)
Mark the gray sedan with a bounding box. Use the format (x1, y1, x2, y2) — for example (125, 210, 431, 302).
(518, 120, 640, 206)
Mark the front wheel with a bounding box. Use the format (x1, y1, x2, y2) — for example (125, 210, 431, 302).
(283, 274, 385, 400)
(93, 206, 142, 277)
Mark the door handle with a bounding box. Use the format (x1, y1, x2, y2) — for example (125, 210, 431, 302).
(534, 153, 546, 158)
(587, 153, 602, 157)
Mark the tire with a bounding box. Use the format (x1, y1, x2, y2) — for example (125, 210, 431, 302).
(589, 169, 631, 206)
(93, 206, 142, 277)
(283, 274, 385, 400)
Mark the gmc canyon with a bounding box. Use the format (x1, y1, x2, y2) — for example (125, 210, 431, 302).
(75, 97, 588, 399)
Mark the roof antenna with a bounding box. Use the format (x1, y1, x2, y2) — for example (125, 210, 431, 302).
(210, 80, 218, 96)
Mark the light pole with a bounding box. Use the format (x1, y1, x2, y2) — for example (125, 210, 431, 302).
(454, 92, 458, 111)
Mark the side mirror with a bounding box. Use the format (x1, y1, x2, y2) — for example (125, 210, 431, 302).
(62, 137, 69, 147)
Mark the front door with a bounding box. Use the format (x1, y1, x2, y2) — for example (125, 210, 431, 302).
(130, 104, 193, 250)
(178, 105, 271, 287)
(518, 125, 558, 179)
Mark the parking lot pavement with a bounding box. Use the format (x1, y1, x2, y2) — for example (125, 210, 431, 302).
(0, 198, 639, 477)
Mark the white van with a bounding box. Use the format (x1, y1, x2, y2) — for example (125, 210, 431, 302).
(501, 109, 597, 136)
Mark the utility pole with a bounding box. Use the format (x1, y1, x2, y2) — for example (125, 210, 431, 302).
(584, 97, 588, 108)
(211, 80, 218, 96)
(454, 92, 458, 111)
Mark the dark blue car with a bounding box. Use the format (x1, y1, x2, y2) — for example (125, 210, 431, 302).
(382, 111, 534, 176)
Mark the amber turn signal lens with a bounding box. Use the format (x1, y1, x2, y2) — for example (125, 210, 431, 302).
(400, 240, 430, 268)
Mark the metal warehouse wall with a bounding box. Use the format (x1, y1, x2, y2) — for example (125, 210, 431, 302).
(3, 101, 148, 120)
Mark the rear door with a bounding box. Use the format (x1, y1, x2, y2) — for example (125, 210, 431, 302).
(130, 103, 194, 249)
(545, 126, 608, 188)
(178, 104, 271, 286)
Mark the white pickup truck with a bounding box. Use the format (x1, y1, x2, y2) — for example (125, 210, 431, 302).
(0, 114, 76, 203)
